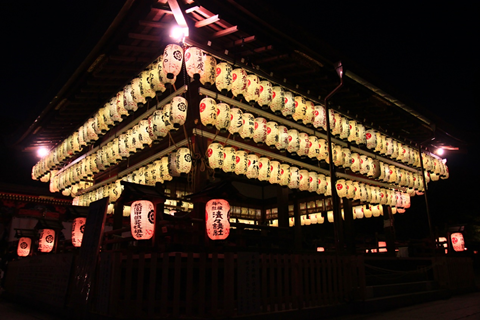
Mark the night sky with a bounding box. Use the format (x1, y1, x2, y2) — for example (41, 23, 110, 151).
(1, 1, 479, 238)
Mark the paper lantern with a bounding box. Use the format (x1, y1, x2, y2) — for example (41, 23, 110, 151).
(139, 70, 156, 101)
(160, 157, 173, 182)
(175, 147, 192, 174)
(205, 199, 230, 240)
(258, 157, 271, 181)
(207, 143, 224, 169)
(306, 135, 319, 159)
(287, 129, 300, 155)
(293, 96, 307, 123)
(342, 147, 352, 168)
(356, 124, 366, 145)
(200, 97, 217, 128)
(275, 125, 289, 151)
(235, 150, 248, 175)
(346, 180, 355, 199)
(130, 200, 155, 240)
(339, 116, 350, 139)
(171, 96, 188, 128)
(279, 163, 291, 186)
(246, 153, 259, 179)
(231, 68, 248, 98)
(185, 46, 204, 80)
(200, 54, 217, 87)
(363, 205, 372, 218)
(244, 74, 260, 105)
(282, 91, 295, 118)
(451, 232, 465, 252)
(17, 237, 32, 257)
(354, 206, 364, 219)
(317, 174, 327, 195)
(336, 179, 347, 198)
(215, 102, 231, 131)
(288, 166, 300, 189)
(297, 132, 310, 158)
(147, 57, 166, 93)
(265, 121, 279, 148)
(131, 77, 147, 105)
(374, 132, 383, 153)
(298, 169, 309, 191)
(239, 113, 255, 140)
(372, 205, 382, 217)
(330, 111, 342, 135)
(270, 86, 285, 114)
(303, 100, 315, 126)
(317, 139, 329, 162)
(215, 62, 233, 94)
(222, 146, 236, 173)
(253, 117, 267, 144)
(257, 80, 273, 109)
(332, 144, 344, 167)
(163, 44, 183, 79)
(365, 129, 377, 149)
(228, 108, 243, 135)
(71, 217, 86, 248)
(307, 172, 318, 193)
(269, 160, 281, 184)
(312, 105, 326, 130)
(38, 229, 55, 253)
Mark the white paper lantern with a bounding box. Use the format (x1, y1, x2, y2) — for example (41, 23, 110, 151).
(258, 157, 271, 181)
(332, 144, 344, 167)
(348, 120, 358, 143)
(269, 160, 281, 184)
(246, 154, 260, 179)
(365, 129, 377, 150)
(317, 139, 329, 162)
(163, 44, 183, 80)
(215, 62, 233, 94)
(451, 232, 465, 252)
(317, 174, 327, 195)
(38, 229, 55, 253)
(231, 68, 248, 98)
(336, 179, 347, 198)
(170, 96, 188, 128)
(147, 57, 166, 93)
(292, 96, 307, 123)
(279, 163, 291, 186)
(205, 199, 230, 240)
(308, 172, 318, 193)
(276, 125, 289, 151)
(214, 102, 231, 131)
(221, 146, 236, 173)
(240, 113, 255, 140)
(200, 97, 217, 128)
(235, 150, 248, 175)
(287, 129, 300, 155)
(258, 80, 273, 109)
(288, 166, 300, 189)
(282, 91, 295, 118)
(356, 123, 366, 145)
(228, 108, 243, 135)
(253, 117, 267, 144)
(270, 86, 285, 114)
(339, 116, 350, 139)
(298, 169, 310, 191)
(17, 237, 32, 257)
(265, 121, 279, 148)
(71, 217, 86, 248)
(307, 135, 319, 159)
(185, 46, 204, 80)
(244, 74, 260, 105)
(175, 147, 192, 174)
(207, 143, 224, 169)
(354, 206, 364, 219)
(130, 200, 155, 240)
(160, 157, 173, 182)
(200, 54, 217, 87)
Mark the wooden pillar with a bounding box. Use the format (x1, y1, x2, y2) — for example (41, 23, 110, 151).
(277, 186, 289, 228)
(342, 198, 356, 255)
(383, 205, 396, 256)
(293, 192, 302, 251)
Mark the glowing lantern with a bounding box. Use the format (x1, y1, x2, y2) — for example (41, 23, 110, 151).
(365, 129, 377, 149)
(336, 179, 347, 198)
(308, 171, 318, 193)
(235, 150, 248, 175)
(356, 124, 366, 145)
(215, 103, 231, 131)
(332, 144, 344, 167)
(185, 46, 204, 80)
(147, 57, 166, 93)
(205, 199, 230, 240)
(269, 160, 281, 184)
(258, 157, 271, 181)
(297, 132, 310, 158)
(171, 96, 188, 128)
(331, 112, 342, 136)
(131, 77, 147, 105)
(207, 143, 224, 169)
(298, 170, 310, 191)
(348, 120, 358, 143)
(354, 206, 364, 219)
(239, 113, 255, 140)
(258, 80, 273, 109)
(303, 100, 315, 126)
(130, 200, 155, 240)
(200, 97, 217, 128)
(363, 205, 373, 218)
(279, 163, 291, 186)
(374, 132, 383, 154)
(175, 147, 192, 174)
(163, 44, 183, 80)
(231, 68, 248, 98)
(244, 74, 260, 105)
(340, 116, 350, 139)
(265, 121, 279, 148)
(253, 117, 267, 144)
(38, 229, 55, 253)
(317, 139, 329, 162)
(276, 125, 289, 151)
(215, 62, 233, 94)
(17, 237, 32, 257)
(139, 70, 156, 101)
(346, 180, 355, 199)
(451, 233, 465, 252)
(288, 166, 300, 189)
(270, 86, 285, 114)
(160, 157, 173, 182)
(71, 217, 86, 248)
(200, 54, 217, 87)
(282, 91, 295, 118)
(292, 96, 307, 123)
(342, 147, 352, 169)
(287, 129, 300, 155)
(372, 205, 382, 217)
(246, 153, 259, 179)
(222, 146, 236, 173)
(317, 174, 327, 195)
(228, 108, 243, 135)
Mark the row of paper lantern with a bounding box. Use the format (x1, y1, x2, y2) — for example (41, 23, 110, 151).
(72, 148, 191, 206)
(32, 43, 188, 180)
(44, 97, 187, 194)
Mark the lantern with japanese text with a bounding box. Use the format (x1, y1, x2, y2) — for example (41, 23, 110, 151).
(307, 135, 319, 159)
(253, 117, 267, 144)
(340, 116, 349, 139)
(222, 146, 236, 173)
(269, 86, 285, 114)
(336, 179, 347, 198)
(239, 113, 255, 140)
(348, 120, 358, 143)
(130, 200, 155, 240)
(171, 96, 188, 128)
(265, 121, 279, 148)
(38, 229, 55, 253)
(308, 171, 318, 193)
(282, 91, 295, 118)
(303, 100, 315, 126)
(365, 129, 377, 149)
(317, 139, 329, 162)
(313, 104, 327, 130)
(235, 150, 248, 175)
(207, 143, 224, 169)
(17, 237, 32, 257)
(244, 74, 260, 105)
(293, 96, 307, 123)
(279, 163, 291, 186)
(298, 169, 309, 191)
(275, 125, 289, 151)
(205, 199, 230, 240)
(200, 54, 217, 87)
(71, 217, 86, 248)
(228, 108, 243, 135)
(163, 44, 183, 79)
(258, 80, 273, 109)
(200, 97, 217, 128)
(451, 232, 465, 252)
(175, 147, 192, 174)
(342, 147, 352, 169)
(185, 46, 204, 80)
(288, 166, 300, 189)
(269, 160, 281, 184)
(246, 153, 259, 179)
(297, 132, 310, 158)
(287, 129, 300, 155)
(231, 68, 248, 98)
(258, 157, 271, 181)
(215, 102, 231, 131)
(215, 62, 233, 94)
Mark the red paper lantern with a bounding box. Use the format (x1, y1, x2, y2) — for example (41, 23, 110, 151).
(205, 199, 230, 240)
(38, 229, 55, 253)
(17, 237, 32, 257)
(72, 217, 87, 248)
(451, 232, 465, 252)
(130, 200, 155, 240)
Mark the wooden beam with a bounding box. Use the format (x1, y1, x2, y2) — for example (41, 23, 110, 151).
(195, 14, 219, 28)
(212, 26, 238, 38)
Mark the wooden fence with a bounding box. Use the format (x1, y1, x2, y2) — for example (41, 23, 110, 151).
(92, 251, 365, 319)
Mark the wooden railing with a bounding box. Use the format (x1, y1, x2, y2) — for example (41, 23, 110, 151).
(92, 251, 365, 319)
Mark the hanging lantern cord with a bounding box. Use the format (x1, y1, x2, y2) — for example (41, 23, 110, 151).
(167, 131, 179, 150)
